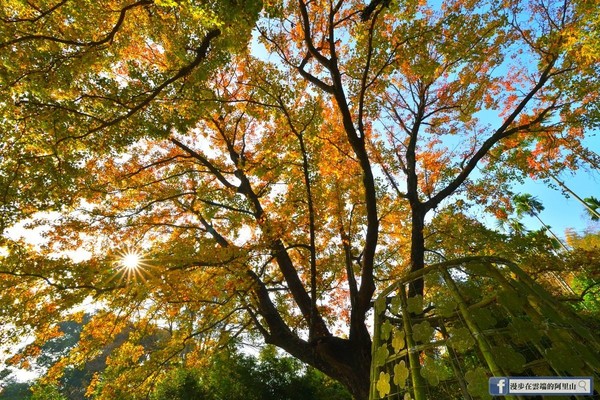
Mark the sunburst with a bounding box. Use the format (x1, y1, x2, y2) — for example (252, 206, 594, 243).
(121, 251, 142, 270)
(113, 248, 151, 282)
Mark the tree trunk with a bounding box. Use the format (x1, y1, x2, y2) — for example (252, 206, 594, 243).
(533, 214, 569, 252)
(264, 333, 372, 400)
(409, 207, 426, 297)
(549, 174, 600, 220)
(312, 337, 372, 400)
(250, 270, 372, 400)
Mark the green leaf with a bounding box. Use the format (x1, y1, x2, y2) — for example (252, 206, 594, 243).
(434, 296, 457, 317)
(391, 328, 405, 353)
(546, 345, 584, 375)
(447, 327, 475, 353)
(491, 345, 526, 373)
(406, 295, 423, 314)
(374, 344, 390, 367)
(420, 364, 439, 386)
(376, 371, 391, 398)
(390, 297, 402, 314)
(393, 360, 410, 388)
(381, 320, 393, 341)
(571, 341, 600, 366)
(465, 367, 492, 399)
(375, 296, 387, 314)
(155, 0, 178, 6)
(460, 282, 483, 301)
(508, 317, 542, 344)
(420, 357, 452, 386)
(465, 261, 493, 277)
(412, 321, 434, 343)
(497, 290, 526, 313)
(469, 308, 497, 330)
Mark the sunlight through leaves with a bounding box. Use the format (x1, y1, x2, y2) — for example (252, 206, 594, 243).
(113, 248, 152, 282)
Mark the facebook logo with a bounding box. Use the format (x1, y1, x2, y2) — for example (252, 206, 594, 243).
(488, 376, 594, 396)
(490, 377, 508, 395)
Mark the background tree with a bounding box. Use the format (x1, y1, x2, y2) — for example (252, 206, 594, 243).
(1, 0, 599, 399)
(151, 369, 210, 400)
(512, 193, 569, 251)
(1, 343, 351, 400)
(191, 346, 351, 400)
(1, 319, 83, 400)
(584, 196, 600, 221)
(545, 175, 600, 221)
(565, 229, 600, 313)
(428, 206, 575, 295)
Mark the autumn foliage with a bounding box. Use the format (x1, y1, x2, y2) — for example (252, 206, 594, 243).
(0, 0, 598, 399)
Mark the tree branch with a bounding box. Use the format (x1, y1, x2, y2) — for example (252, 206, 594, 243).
(424, 55, 559, 211)
(170, 137, 236, 189)
(1, 0, 153, 48)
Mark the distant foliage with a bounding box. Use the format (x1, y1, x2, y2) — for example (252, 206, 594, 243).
(153, 347, 351, 400)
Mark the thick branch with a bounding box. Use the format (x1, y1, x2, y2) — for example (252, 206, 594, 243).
(197, 213, 230, 247)
(298, 0, 332, 68)
(405, 84, 428, 205)
(166, 256, 239, 271)
(424, 56, 559, 211)
(340, 226, 359, 308)
(361, 0, 391, 21)
(1, 0, 67, 23)
(210, 118, 331, 337)
(170, 138, 236, 189)
(357, 6, 380, 137)
(84, 28, 221, 135)
(0, 270, 122, 294)
(47, 28, 221, 145)
(297, 133, 319, 338)
(297, 54, 335, 93)
(296, 0, 378, 324)
(0, 0, 153, 48)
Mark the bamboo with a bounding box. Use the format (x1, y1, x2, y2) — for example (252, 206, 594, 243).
(504, 261, 600, 355)
(489, 261, 600, 374)
(439, 323, 473, 400)
(483, 264, 564, 377)
(369, 296, 385, 400)
(440, 269, 506, 377)
(399, 285, 428, 400)
(442, 266, 532, 399)
(533, 213, 570, 252)
(372, 257, 600, 399)
(377, 256, 515, 300)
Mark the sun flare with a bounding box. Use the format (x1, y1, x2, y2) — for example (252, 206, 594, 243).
(121, 251, 141, 270)
(113, 248, 150, 282)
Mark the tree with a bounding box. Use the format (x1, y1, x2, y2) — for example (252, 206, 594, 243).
(547, 175, 600, 221)
(564, 229, 600, 313)
(1, 343, 351, 400)
(0, 377, 30, 400)
(0, 319, 81, 400)
(151, 368, 210, 400)
(151, 346, 351, 400)
(584, 196, 600, 221)
(1, 1, 598, 399)
(512, 193, 569, 251)
(429, 207, 576, 296)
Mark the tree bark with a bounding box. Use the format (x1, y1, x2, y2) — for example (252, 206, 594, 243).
(409, 207, 426, 297)
(249, 268, 372, 400)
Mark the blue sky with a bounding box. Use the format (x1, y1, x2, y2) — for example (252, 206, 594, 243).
(514, 167, 600, 238)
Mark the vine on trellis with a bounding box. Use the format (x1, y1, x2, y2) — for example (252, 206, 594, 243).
(369, 256, 600, 400)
